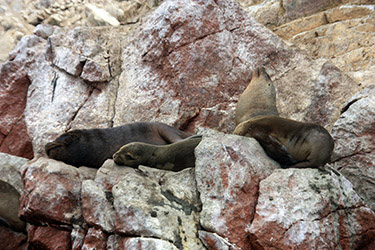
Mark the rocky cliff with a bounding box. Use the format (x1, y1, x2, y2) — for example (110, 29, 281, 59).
(0, 0, 374, 249)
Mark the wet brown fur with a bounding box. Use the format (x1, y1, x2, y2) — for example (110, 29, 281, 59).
(45, 122, 191, 168)
(113, 135, 202, 171)
(234, 67, 334, 168)
(234, 115, 334, 168)
(235, 67, 279, 125)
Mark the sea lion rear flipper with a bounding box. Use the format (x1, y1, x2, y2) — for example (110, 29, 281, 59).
(255, 134, 299, 167)
(158, 126, 192, 143)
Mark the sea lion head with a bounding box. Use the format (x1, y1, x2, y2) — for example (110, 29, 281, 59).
(113, 143, 148, 167)
(235, 67, 279, 125)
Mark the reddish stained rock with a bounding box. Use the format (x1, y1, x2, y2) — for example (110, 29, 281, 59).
(195, 131, 279, 250)
(28, 225, 71, 250)
(0, 60, 33, 159)
(81, 227, 108, 250)
(71, 227, 86, 250)
(114, 0, 292, 132)
(0, 226, 27, 250)
(19, 157, 82, 226)
(80, 58, 111, 83)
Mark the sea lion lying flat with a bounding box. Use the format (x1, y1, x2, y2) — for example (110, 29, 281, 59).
(0, 180, 26, 232)
(113, 135, 203, 171)
(234, 115, 334, 168)
(45, 122, 192, 168)
(235, 67, 279, 125)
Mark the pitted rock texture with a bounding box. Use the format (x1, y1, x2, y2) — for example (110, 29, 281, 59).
(0, 226, 27, 250)
(238, 0, 375, 87)
(331, 85, 375, 210)
(195, 131, 280, 249)
(19, 157, 82, 226)
(28, 225, 71, 250)
(1, 0, 375, 249)
(248, 168, 375, 249)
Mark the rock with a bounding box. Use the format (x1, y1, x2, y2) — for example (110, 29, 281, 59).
(115, 0, 357, 133)
(19, 157, 82, 226)
(331, 85, 375, 210)
(85, 3, 120, 27)
(80, 58, 111, 82)
(21, 26, 128, 155)
(239, 1, 375, 87)
(81, 180, 115, 233)
(33, 23, 54, 39)
(71, 227, 86, 250)
(0, 226, 27, 250)
(81, 228, 108, 250)
(53, 46, 85, 76)
(303, 61, 360, 129)
(199, 230, 237, 250)
(28, 225, 71, 250)
(112, 166, 203, 249)
(94, 159, 137, 192)
(78, 166, 97, 181)
(195, 131, 280, 250)
(0, 152, 28, 194)
(248, 168, 375, 249)
(106, 234, 121, 250)
(120, 237, 179, 250)
(0, 36, 37, 159)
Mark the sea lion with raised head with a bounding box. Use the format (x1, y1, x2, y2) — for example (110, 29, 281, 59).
(234, 115, 334, 168)
(0, 180, 26, 232)
(113, 135, 202, 171)
(235, 67, 279, 125)
(45, 122, 192, 168)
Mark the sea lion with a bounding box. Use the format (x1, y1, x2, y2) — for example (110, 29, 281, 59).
(0, 180, 26, 232)
(45, 122, 192, 168)
(113, 135, 202, 171)
(235, 67, 279, 125)
(234, 115, 334, 168)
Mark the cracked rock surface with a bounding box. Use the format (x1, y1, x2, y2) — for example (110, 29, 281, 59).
(0, 0, 375, 249)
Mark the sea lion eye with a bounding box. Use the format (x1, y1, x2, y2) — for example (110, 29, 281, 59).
(125, 154, 135, 161)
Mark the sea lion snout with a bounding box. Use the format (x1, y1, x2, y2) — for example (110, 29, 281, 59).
(252, 67, 271, 81)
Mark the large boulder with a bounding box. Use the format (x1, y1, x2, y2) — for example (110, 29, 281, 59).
(331, 85, 375, 210)
(248, 168, 375, 249)
(195, 131, 280, 249)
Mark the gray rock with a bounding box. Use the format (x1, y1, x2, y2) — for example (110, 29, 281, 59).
(81, 180, 115, 233)
(331, 85, 375, 210)
(122, 237, 179, 250)
(0, 152, 28, 194)
(112, 166, 203, 249)
(248, 168, 375, 249)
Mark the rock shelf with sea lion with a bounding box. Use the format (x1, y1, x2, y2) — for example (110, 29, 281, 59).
(45, 122, 192, 168)
(113, 135, 202, 171)
(0, 180, 26, 232)
(234, 115, 334, 168)
(235, 67, 279, 125)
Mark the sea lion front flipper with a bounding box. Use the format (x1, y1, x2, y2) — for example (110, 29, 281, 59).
(254, 134, 299, 167)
